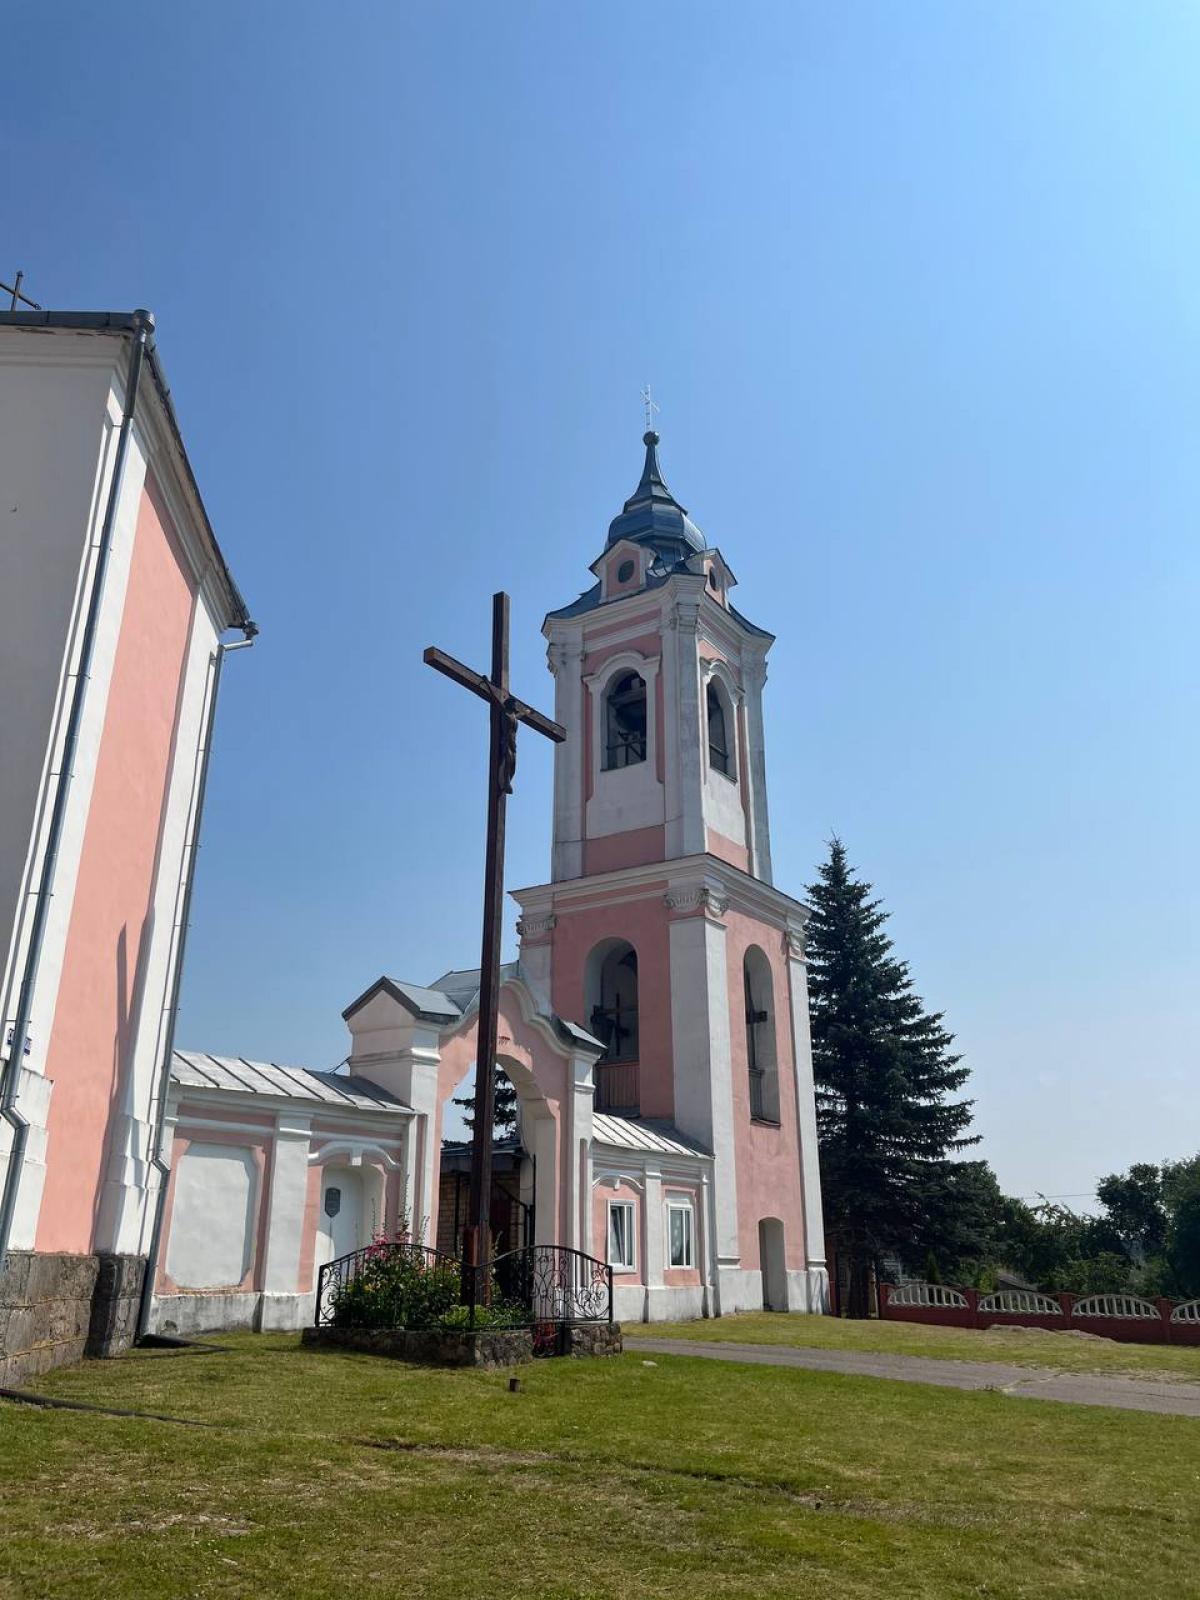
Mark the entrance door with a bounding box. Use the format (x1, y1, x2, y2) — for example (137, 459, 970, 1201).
(317, 1167, 364, 1267)
(759, 1217, 788, 1311)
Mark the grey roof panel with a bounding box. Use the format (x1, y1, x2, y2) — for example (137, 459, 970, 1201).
(591, 1114, 711, 1159)
(172, 1050, 410, 1113)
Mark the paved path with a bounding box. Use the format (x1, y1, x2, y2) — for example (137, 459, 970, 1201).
(632, 1337, 1200, 1418)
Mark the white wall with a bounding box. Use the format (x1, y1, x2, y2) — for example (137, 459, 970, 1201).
(0, 343, 116, 1032)
(165, 1142, 257, 1289)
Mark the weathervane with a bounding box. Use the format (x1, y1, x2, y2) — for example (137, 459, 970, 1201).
(641, 384, 660, 433)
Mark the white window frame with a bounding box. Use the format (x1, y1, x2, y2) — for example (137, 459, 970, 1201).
(666, 1198, 695, 1269)
(607, 1200, 636, 1272)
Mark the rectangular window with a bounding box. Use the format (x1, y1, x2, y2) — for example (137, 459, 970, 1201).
(667, 1200, 694, 1269)
(608, 1201, 635, 1270)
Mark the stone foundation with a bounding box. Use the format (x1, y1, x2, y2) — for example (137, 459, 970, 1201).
(0, 1250, 146, 1387)
(87, 1254, 147, 1358)
(560, 1321, 623, 1358)
(302, 1325, 534, 1368)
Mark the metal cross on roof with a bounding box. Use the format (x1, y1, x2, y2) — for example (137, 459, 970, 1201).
(641, 383, 660, 433)
(423, 594, 565, 1307)
(1, 271, 41, 312)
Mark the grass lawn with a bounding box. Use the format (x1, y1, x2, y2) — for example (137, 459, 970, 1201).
(625, 1310, 1200, 1378)
(1, 1335, 1199, 1599)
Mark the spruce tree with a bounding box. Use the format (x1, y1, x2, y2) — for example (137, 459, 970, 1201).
(806, 838, 977, 1316)
(453, 1066, 519, 1141)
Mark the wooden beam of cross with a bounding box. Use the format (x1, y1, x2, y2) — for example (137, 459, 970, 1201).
(1, 271, 41, 311)
(423, 593, 565, 1307)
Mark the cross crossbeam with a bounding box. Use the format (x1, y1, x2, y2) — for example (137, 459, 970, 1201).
(424, 593, 564, 1306)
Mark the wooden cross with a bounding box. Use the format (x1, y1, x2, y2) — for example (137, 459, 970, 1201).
(1, 271, 41, 311)
(424, 593, 565, 1304)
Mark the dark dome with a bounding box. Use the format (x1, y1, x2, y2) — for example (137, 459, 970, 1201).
(606, 431, 705, 558)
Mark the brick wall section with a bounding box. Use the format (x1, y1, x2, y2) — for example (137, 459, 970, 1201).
(0, 1250, 146, 1386)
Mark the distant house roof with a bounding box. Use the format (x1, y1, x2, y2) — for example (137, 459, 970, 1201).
(171, 1050, 411, 1113)
(592, 1114, 711, 1159)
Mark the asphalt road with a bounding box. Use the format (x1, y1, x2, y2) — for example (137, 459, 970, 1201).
(632, 1336, 1200, 1418)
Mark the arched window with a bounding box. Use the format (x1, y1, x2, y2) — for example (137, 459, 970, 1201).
(744, 945, 780, 1123)
(590, 942, 639, 1062)
(707, 680, 733, 777)
(604, 671, 647, 770)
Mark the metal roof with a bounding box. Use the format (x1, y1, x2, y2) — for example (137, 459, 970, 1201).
(592, 1114, 711, 1159)
(171, 1050, 411, 1113)
(430, 962, 520, 1013)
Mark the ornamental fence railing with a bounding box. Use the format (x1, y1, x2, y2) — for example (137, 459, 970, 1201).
(880, 1281, 1200, 1346)
(315, 1239, 613, 1347)
(315, 1240, 456, 1328)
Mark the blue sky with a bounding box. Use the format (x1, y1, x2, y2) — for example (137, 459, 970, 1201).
(4, 2, 1197, 1202)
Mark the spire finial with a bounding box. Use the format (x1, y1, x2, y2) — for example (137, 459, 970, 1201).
(641, 383, 660, 440)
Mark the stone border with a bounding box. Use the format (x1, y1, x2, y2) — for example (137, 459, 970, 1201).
(302, 1322, 624, 1366)
(302, 1325, 534, 1368)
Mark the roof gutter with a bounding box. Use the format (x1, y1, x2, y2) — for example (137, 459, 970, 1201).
(135, 628, 254, 1341)
(0, 313, 152, 1275)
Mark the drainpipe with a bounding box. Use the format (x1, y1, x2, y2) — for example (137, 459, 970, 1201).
(0, 313, 152, 1276)
(135, 626, 255, 1340)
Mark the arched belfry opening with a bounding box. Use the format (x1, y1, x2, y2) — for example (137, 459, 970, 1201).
(744, 945, 780, 1124)
(706, 678, 733, 777)
(585, 938, 640, 1114)
(604, 671, 647, 769)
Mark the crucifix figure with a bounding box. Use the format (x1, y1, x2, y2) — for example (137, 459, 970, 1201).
(424, 593, 565, 1304)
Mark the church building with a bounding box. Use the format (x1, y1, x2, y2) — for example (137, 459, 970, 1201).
(153, 430, 829, 1331)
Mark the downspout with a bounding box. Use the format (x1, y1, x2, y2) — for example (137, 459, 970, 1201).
(0, 313, 152, 1275)
(135, 626, 255, 1340)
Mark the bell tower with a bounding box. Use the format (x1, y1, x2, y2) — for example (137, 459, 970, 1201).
(514, 428, 828, 1320)
(544, 430, 774, 886)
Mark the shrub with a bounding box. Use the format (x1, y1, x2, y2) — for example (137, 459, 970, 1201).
(329, 1245, 461, 1330)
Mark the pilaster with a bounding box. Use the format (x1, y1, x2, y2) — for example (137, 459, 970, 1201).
(665, 877, 739, 1281)
(784, 915, 829, 1306)
(742, 651, 773, 883)
(548, 633, 585, 881)
(260, 1113, 313, 1300)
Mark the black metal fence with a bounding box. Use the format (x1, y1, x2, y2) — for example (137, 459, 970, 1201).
(315, 1240, 613, 1336)
(314, 1240, 456, 1328)
(491, 1245, 613, 1326)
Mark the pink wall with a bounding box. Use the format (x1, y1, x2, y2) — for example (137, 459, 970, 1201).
(551, 889, 675, 1119)
(591, 1180, 643, 1283)
(37, 476, 198, 1253)
(706, 828, 749, 873)
(722, 908, 809, 1271)
(434, 989, 568, 1242)
(662, 1180, 703, 1289)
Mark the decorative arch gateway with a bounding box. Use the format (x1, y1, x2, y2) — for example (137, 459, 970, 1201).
(435, 976, 604, 1256)
(341, 970, 605, 1262)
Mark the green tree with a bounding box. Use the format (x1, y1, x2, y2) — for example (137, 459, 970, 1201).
(806, 839, 977, 1316)
(453, 1066, 519, 1140)
(1094, 1163, 1166, 1261)
(907, 1159, 1007, 1283)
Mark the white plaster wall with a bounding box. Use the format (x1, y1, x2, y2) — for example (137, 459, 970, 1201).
(165, 1142, 258, 1289)
(0, 361, 148, 1249)
(0, 346, 121, 1048)
(704, 767, 746, 846)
